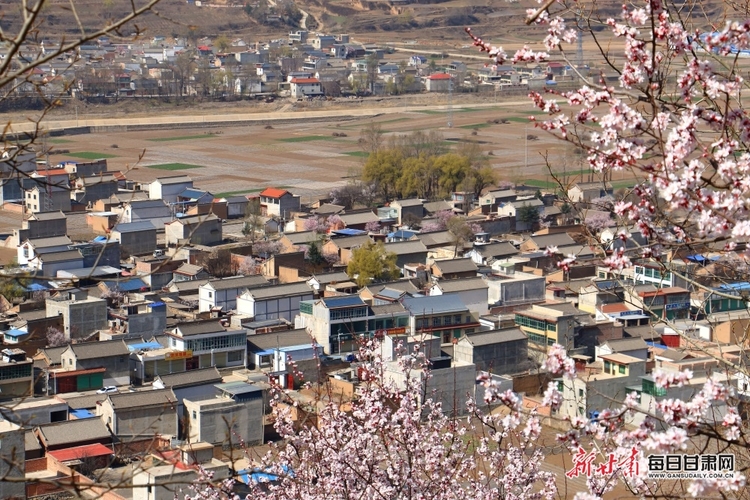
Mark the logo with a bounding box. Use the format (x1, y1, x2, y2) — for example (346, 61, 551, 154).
(645, 453, 736, 480)
(566, 446, 738, 481)
(566, 446, 641, 479)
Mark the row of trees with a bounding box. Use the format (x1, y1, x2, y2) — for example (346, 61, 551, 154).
(360, 128, 497, 202)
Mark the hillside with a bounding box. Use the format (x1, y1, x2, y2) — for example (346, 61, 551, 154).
(0, 0, 728, 46)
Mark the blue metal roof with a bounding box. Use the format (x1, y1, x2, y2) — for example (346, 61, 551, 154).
(102, 278, 147, 292)
(322, 296, 365, 309)
(333, 229, 367, 236)
(127, 341, 163, 352)
(716, 282, 750, 292)
(4, 329, 26, 338)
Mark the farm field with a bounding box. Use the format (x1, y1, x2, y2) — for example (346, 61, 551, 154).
(36, 101, 630, 210)
(0, 97, 638, 236)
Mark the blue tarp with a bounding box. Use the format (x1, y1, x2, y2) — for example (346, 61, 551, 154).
(70, 409, 96, 419)
(25, 283, 49, 292)
(240, 465, 294, 485)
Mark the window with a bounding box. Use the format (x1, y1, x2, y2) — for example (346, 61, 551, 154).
(208, 291, 213, 299)
(619, 364, 626, 375)
(432, 317, 441, 327)
(604, 360, 611, 372)
(192, 411, 197, 419)
(416, 318, 424, 329)
(578, 388, 584, 398)
(228, 351, 243, 362)
(23, 246, 28, 259)
(557, 380, 564, 392)
(444, 315, 452, 326)
(454, 314, 462, 324)
(578, 406, 584, 416)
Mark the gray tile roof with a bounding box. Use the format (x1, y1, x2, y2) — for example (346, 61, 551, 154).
(370, 303, 407, 315)
(282, 231, 317, 245)
(328, 235, 372, 249)
(392, 198, 423, 207)
(29, 211, 66, 221)
(414, 230, 453, 248)
(70, 340, 129, 360)
(340, 211, 379, 226)
(61, 393, 106, 410)
(526, 233, 576, 249)
(155, 367, 222, 389)
(602, 337, 648, 352)
(204, 275, 268, 291)
(244, 282, 313, 300)
(174, 320, 224, 337)
(36, 418, 111, 447)
(247, 329, 313, 351)
(154, 175, 192, 185)
(36, 346, 69, 366)
(309, 271, 350, 284)
(107, 388, 177, 410)
(24, 236, 73, 248)
(432, 258, 478, 274)
(112, 221, 156, 233)
(472, 242, 518, 258)
(402, 295, 469, 315)
(38, 249, 83, 263)
(462, 328, 526, 346)
(174, 263, 204, 276)
(384, 240, 428, 255)
(433, 277, 488, 293)
(313, 204, 345, 215)
(25, 431, 42, 453)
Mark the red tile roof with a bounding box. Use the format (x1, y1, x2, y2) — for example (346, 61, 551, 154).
(37, 169, 68, 176)
(428, 73, 452, 80)
(638, 286, 689, 298)
(48, 443, 113, 463)
(290, 77, 320, 84)
(601, 303, 630, 313)
(261, 187, 289, 198)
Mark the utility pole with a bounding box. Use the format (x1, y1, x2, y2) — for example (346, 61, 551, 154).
(447, 75, 453, 128)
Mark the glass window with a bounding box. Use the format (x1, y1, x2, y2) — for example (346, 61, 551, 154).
(604, 360, 610, 372)
(432, 317, 441, 327)
(619, 364, 626, 375)
(578, 388, 584, 398)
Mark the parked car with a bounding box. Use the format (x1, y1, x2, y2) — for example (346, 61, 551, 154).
(96, 386, 117, 394)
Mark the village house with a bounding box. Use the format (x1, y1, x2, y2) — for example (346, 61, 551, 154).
(149, 175, 193, 204)
(166, 320, 247, 370)
(453, 328, 532, 375)
(110, 221, 157, 256)
(236, 282, 315, 322)
(259, 187, 300, 218)
(165, 214, 222, 247)
(198, 275, 269, 313)
(97, 389, 178, 439)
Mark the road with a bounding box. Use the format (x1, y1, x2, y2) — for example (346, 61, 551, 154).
(8, 100, 533, 134)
